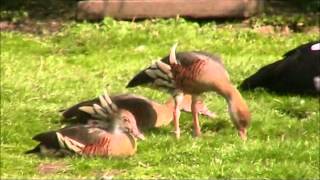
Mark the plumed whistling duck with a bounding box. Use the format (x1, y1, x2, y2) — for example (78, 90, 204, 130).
(126, 44, 251, 140)
(62, 94, 215, 131)
(26, 92, 143, 157)
(240, 41, 320, 95)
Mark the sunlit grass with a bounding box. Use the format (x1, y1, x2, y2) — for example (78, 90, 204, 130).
(1, 18, 319, 179)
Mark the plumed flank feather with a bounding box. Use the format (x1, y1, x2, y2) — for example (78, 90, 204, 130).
(154, 79, 175, 88)
(77, 92, 126, 134)
(93, 104, 108, 118)
(101, 91, 118, 112)
(62, 93, 147, 127)
(156, 61, 172, 77)
(145, 69, 158, 79)
(148, 68, 169, 80)
(78, 92, 119, 120)
(128, 59, 175, 89)
(126, 71, 154, 88)
(169, 43, 178, 65)
(99, 93, 111, 112)
(127, 43, 177, 89)
(56, 132, 85, 153)
(78, 106, 96, 116)
(26, 122, 137, 157)
(61, 99, 99, 121)
(78, 105, 109, 120)
(126, 50, 223, 88)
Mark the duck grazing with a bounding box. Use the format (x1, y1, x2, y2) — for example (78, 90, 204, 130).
(240, 41, 320, 95)
(62, 94, 215, 131)
(126, 44, 251, 140)
(26, 92, 143, 157)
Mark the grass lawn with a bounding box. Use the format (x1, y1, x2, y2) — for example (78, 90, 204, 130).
(1, 18, 319, 179)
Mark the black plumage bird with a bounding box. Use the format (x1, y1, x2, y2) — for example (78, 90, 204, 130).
(240, 41, 320, 95)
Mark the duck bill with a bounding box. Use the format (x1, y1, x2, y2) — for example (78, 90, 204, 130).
(135, 132, 145, 140)
(131, 128, 145, 140)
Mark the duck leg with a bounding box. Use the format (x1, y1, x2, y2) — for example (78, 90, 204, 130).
(238, 128, 247, 141)
(173, 92, 184, 139)
(191, 95, 201, 137)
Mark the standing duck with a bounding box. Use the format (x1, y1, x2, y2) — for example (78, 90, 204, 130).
(62, 94, 215, 131)
(126, 44, 251, 140)
(240, 41, 320, 95)
(26, 92, 143, 157)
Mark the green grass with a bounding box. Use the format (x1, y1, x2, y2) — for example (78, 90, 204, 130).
(1, 18, 319, 179)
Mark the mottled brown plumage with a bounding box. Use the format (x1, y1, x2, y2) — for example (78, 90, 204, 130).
(61, 94, 215, 131)
(26, 92, 140, 157)
(126, 44, 251, 140)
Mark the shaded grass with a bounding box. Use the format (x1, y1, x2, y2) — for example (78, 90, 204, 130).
(1, 18, 319, 179)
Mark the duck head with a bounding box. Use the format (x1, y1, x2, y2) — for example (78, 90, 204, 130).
(79, 91, 145, 140)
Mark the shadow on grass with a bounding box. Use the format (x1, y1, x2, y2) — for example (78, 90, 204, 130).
(201, 119, 230, 133)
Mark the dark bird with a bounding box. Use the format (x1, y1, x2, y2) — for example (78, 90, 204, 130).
(240, 41, 320, 95)
(26, 92, 143, 157)
(126, 44, 251, 140)
(61, 94, 216, 132)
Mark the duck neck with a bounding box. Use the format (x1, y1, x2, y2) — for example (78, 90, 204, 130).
(109, 122, 119, 133)
(227, 87, 245, 106)
(106, 116, 121, 134)
(219, 83, 246, 122)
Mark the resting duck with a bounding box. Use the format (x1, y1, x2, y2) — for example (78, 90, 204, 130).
(26, 92, 143, 157)
(61, 94, 215, 131)
(126, 44, 251, 140)
(240, 41, 320, 95)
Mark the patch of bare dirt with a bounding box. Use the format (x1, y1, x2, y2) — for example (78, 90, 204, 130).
(37, 162, 69, 174)
(0, 19, 65, 34)
(253, 25, 319, 35)
(254, 25, 291, 35)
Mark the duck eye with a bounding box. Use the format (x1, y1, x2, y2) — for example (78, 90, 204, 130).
(125, 127, 132, 133)
(122, 117, 130, 122)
